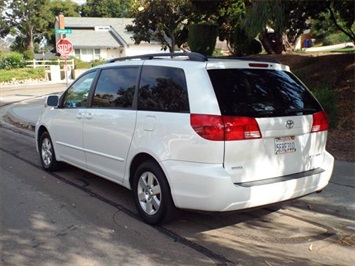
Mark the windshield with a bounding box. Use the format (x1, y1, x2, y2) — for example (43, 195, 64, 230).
(208, 69, 322, 117)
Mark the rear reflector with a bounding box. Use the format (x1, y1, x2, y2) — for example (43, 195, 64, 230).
(311, 111, 329, 132)
(190, 114, 262, 141)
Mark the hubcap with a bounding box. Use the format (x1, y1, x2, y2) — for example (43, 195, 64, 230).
(41, 138, 53, 166)
(137, 172, 161, 215)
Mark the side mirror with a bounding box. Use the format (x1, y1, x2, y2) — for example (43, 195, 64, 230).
(45, 95, 59, 107)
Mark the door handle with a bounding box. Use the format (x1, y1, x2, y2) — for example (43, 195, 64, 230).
(85, 112, 93, 120)
(76, 112, 85, 119)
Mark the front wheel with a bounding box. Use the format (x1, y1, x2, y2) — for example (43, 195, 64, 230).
(39, 132, 61, 171)
(132, 160, 176, 225)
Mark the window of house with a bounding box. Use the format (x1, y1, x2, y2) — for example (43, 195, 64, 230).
(81, 49, 93, 55)
(94, 49, 100, 60)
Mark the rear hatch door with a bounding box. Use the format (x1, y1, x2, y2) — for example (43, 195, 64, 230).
(208, 65, 327, 183)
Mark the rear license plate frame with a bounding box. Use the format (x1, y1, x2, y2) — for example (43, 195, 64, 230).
(275, 136, 296, 154)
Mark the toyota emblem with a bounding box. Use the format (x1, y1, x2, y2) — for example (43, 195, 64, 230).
(286, 120, 294, 129)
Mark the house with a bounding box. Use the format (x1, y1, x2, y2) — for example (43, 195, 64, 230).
(55, 16, 167, 62)
(295, 29, 314, 50)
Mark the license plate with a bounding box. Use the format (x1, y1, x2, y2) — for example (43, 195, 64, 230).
(275, 136, 296, 154)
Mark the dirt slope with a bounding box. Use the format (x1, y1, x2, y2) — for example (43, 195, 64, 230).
(256, 53, 355, 162)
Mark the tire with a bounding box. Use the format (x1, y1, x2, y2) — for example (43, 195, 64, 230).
(39, 132, 61, 171)
(132, 160, 176, 225)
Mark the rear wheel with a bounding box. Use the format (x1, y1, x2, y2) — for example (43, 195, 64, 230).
(133, 160, 175, 225)
(39, 132, 61, 171)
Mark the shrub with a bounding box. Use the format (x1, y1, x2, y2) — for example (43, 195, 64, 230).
(0, 52, 25, 69)
(231, 28, 262, 56)
(212, 48, 224, 57)
(23, 50, 35, 60)
(323, 32, 351, 46)
(91, 59, 106, 67)
(312, 86, 338, 129)
(75, 61, 92, 69)
(188, 24, 218, 56)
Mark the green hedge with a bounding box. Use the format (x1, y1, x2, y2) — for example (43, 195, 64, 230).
(188, 24, 218, 56)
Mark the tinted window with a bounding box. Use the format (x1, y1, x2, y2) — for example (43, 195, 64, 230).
(92, 67, 137, 108)
(208, 69, 322, 117)
(63, 71, 96, 108)
(138, 66, 189, 112)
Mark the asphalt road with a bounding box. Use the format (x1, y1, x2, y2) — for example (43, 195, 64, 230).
(0, 83, 354, 265)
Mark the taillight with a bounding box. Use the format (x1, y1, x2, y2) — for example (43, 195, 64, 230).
(190, 114, 261, 141)
(223, 116, 262, 140)
(311, 111, 329, 132)
(190, 114, 224, 140)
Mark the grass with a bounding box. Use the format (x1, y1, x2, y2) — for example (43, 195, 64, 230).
(0, 68, 46, 82)
(331, 47, 355, 53)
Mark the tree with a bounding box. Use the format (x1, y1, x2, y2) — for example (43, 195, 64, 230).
(81, 0, 131, 17)
(242, 0, 287, 54)
(190, 0, 247, 55)
(242, 0, 355, 54)
(286, 0, 355, 46)
(46, 0, 81, 48)
(0, 0, 52, 52)
(1, 0, 81, 52)
(126, 0, 191, 53)
(325, 0, 355, 43)
(50, 0, 81, 18)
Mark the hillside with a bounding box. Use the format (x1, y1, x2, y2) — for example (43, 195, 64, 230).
(256, 53, 354, 162)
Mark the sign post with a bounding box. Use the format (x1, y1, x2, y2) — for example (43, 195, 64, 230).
(56, 38, 73, 86)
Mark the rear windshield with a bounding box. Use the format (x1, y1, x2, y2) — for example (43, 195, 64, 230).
(208, 69, 322, 117)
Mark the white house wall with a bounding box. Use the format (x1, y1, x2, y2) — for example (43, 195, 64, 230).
(73, 45, 165, 62)
(125, 44, 170, 56)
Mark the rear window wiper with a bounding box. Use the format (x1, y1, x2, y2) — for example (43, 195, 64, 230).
(285, 108, 316, 115)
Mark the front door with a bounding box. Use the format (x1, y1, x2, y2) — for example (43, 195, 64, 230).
(83, 67, 139, 182)
(50, 71, 97, 169)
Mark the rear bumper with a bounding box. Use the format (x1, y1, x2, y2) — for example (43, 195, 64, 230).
(162, 151, 334, 212)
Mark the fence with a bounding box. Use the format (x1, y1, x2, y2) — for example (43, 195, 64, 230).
(25, 59, 75, 83)
(25, 59, 75, 69)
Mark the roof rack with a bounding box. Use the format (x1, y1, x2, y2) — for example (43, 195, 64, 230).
(106, 52, 208, 63)
(210, 56, 281, 64)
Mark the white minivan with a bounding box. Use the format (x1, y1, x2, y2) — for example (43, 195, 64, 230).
(36, 53, 334, 224)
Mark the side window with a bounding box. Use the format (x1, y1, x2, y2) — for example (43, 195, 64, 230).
(92, 67, 137, 108)
(138, 66, 189, 112)
(63, 71, 96, 108)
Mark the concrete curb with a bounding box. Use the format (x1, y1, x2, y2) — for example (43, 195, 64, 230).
(5, 107, 36, 131)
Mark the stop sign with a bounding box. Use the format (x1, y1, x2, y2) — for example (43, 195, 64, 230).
(56, 38, 73, 56)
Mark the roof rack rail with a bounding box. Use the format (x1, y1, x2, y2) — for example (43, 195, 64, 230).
(210, 56, 281, 64)
(106, 52, 208, 63)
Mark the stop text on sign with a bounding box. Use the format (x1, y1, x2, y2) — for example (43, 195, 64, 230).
(57, 44, 72, 51)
